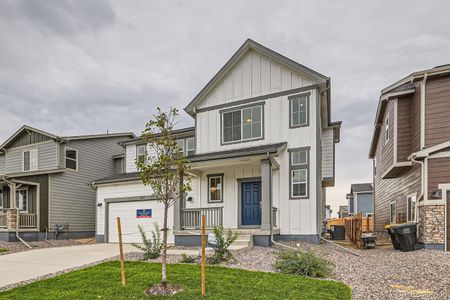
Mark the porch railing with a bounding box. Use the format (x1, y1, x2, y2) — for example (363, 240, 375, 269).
(181, 207, 223, 229)
(0, 213, 6, 228)
(19, 213, 37, 228)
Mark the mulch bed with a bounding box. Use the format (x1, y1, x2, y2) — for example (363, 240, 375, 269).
(145, 283, 183, 296)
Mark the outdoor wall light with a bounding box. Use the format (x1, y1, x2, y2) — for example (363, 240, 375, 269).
(97, 203, 103, 207)
(430, 189, 442, 199)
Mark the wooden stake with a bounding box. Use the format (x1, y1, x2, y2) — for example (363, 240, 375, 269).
(201, 214, 206, 297)
(117, 217, 126, 287)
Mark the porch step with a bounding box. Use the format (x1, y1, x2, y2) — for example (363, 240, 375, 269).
(231, 234, 253, 249)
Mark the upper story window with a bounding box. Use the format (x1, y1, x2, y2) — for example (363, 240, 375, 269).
(289, 93, 309, 128)
(136, 144, 146, 164)
(65, 148, 78, 170)
(176, 139, 185, 154)
(16, 188, 28, 212)
(23, 149, 38, 172)
(384, 116, 390, 145)
(186, 137, 196, 156)
(221, 105, 263, 144)
(289, 148, 309, 199)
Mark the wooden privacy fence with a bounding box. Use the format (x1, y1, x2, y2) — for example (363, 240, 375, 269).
(327, 214, 374, 243)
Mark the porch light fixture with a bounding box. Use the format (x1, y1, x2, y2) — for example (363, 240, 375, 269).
(430, 189, 442, 199)
(96, 203, 103, 207)
(246, 118, 252, 123)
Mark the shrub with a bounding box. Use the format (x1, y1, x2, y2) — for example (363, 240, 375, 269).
(179, 253, 197, 263)
(206, 226, 238, 265)
(275, 250, 334, 278)
(0, 248, 9, 254)
(131, 222, 163, 260)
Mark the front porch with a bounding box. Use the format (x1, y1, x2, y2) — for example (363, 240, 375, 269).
(0, 178, 40, 233)
(173, 144, 285, 246)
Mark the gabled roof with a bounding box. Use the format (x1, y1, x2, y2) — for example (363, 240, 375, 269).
(0, 124, 136, 150)
(184, 39, 328, 116)
(350, 183, 373, 194)
(0, 125, 61, 149)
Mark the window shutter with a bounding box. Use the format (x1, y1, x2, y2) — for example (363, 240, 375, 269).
(30, 149, 38, 171)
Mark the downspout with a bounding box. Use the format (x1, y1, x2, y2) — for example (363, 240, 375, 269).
(420, 73, 428, 150)
(410, 155, 424, 239)
(2, 176, 32, 248)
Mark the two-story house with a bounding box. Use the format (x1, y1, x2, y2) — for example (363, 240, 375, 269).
(94, 39, 341, 246)
(345, 183, 373, 217)
(0, 125, 134, 241)
(369, 64, 450, 251)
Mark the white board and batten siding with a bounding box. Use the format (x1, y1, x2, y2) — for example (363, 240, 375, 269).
(125, 144, 157, 173)
(192, 49, 323, 236)
(96, 181, 174, 244)
(321, 128, 334, 179)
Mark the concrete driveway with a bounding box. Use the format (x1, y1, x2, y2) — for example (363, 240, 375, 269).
(0, 243, 137, 289)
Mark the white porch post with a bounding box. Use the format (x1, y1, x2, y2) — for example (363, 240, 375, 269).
(173, 174, 182, 231)
(261, 159, 272, 230)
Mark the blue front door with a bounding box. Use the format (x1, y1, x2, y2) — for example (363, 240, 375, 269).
(242, 182, 261, 226)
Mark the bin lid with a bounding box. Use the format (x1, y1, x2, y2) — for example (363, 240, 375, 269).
(384, 223, 405, 229)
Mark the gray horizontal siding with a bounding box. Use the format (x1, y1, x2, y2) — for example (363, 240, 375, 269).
(5, 141, 58, 174)
(0, 154, 5, 175)
(49, 137, 128, 232)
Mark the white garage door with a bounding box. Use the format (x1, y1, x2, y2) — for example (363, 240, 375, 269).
(107, 200, 174, 244)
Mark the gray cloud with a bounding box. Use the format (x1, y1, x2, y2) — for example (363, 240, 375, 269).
(1, 0, 449, 214)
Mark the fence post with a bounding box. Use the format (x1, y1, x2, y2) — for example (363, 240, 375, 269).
(117, 217, 126, 287)
(201, 214, 206, 297)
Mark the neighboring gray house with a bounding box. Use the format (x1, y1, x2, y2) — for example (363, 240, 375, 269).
(338, 205, 349, 218)
(0, 125, 134, 241)
(346, 183, 374, 216)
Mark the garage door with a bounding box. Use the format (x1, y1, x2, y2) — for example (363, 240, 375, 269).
(107, 200, 174, 244)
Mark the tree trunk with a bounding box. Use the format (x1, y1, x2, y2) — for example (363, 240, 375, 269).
(161, 202, 169, 287)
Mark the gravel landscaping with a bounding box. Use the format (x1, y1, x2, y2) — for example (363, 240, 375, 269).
(0, 238, 94, 255)
(125, 241, 449, 299)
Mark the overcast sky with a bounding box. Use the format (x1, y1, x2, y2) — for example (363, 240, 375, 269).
(1, 0, 450, 213)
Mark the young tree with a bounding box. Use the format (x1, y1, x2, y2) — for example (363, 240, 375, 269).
(136, 107, 191, 288)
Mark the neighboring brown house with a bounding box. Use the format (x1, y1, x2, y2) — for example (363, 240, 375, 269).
(369, 64, 450, 251)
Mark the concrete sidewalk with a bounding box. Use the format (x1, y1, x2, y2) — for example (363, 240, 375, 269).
(0, 243, 201, 289)
(0, 243, 137, 288)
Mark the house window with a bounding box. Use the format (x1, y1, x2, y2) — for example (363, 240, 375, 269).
(186, 137, 195, 156)
(208, 174, 223, 203)
(222, 105, 262, 144)
(136, 144, 146, 164)
(289, 148, 309, 199)
(385, 117, 390, 145)
(23, 149, 37, 172)
(16, 188, 28, 213)
(407, 195, 416, 222)
(289, 93, 309, 127)
(390, 201, 396, 224)
(176, 139, 185, 155)
(65, 148, 78, 170)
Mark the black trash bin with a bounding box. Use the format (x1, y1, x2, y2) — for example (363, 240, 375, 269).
(385, 224, 401, 250)
(392, 223, 418, 252)
(332, 225, 345, 240)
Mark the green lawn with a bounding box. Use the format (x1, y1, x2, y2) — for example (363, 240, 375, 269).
(0, 261, 351, 300)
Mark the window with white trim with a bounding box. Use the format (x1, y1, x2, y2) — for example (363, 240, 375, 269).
(385, 116, 390, 145)
(136, 144, 146, 164)
(208, 174, 223, 203)
(290, 148, 309, 199)
(186, 137, 196, 156)
(23, 149, 38, 172)
(65, 148, 78, 170)
(16, 188, 28, 213)
(289, 93, 309, 127)
(390, 201, 396, 224)
(407, 195, 416, 222)
(176, 139, 185, 155)
(222, 105, 262, 144)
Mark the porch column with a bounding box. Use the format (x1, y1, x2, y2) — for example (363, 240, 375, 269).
(173, 174, 182, 231)
(261, 159, 272, 230)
